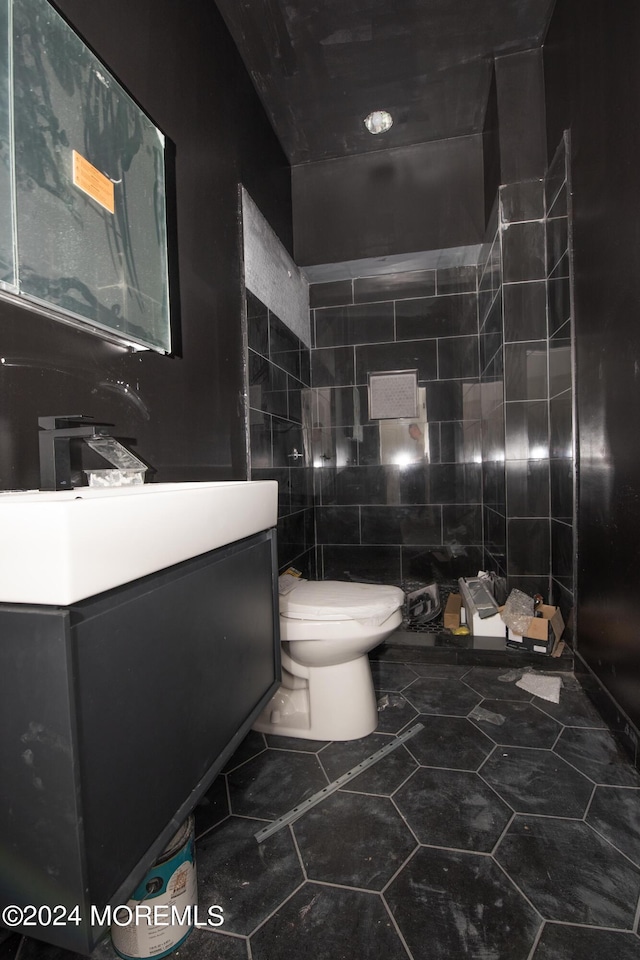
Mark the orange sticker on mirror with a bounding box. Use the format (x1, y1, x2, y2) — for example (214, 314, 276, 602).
(72, 150, 115, 214)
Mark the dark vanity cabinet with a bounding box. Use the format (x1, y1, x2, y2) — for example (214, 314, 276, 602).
(0, 529, 280, 953)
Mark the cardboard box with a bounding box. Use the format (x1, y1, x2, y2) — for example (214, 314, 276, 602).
(444, 593, 462, 630)
(507, 605, 565, 655)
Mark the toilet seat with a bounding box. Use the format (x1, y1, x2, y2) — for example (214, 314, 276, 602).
(280, 580, 405, 625)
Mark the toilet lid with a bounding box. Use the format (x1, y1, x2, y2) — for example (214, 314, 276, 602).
(280, 580, 405, 624)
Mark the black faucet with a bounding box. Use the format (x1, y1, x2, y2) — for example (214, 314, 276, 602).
(38, 415, 112, 490)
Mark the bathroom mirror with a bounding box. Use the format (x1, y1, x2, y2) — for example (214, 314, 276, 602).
(0, 0, 14, 289)
(0, 0, 171, 352)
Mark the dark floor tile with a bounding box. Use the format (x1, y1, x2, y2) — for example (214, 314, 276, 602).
(554, 728, 640, 787)
(403, 677, 482, 716)
(480, 747, 593, 818)
(173, 930, 249, 959)
(250, 883, 409, 960)
(470, 701, 563, 749)
(376, 691, 419, 734)
(385, 847, 541, 960)
(533, 686, 607, 728)
(264, 735, 329, 753)
(293, 792, 416, 889)
(370, 661, 419, 692)
(223, 730, 266, 773)
(405, 714, 495, 770)
(320, 733, 417, 795)
(394, 767, 511, 851)
(0, 935, 20, 960)
(197, 817, 303, 936)
(532, 922, 640, 960)
(462, 666, 535, 701)
(195, 775, 229, 838)
(227, 750, 328, 820)
(586, 786, 640, 867)
(11, 940, 117, 960)
(495, 816, 640, 928)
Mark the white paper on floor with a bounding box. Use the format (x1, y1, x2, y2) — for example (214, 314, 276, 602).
(516, 672, 562, 703)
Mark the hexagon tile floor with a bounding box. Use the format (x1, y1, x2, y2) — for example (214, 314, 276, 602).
(3, 660, 640, 960)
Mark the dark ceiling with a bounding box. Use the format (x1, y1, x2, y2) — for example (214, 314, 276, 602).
(214, 0, 556, 165)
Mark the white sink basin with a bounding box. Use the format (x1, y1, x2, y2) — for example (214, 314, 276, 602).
(0, 480, 278, 605)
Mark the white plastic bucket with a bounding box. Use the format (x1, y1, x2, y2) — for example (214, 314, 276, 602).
(111, 816, 197, 959)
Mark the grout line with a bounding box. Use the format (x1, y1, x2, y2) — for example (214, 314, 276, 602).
(380, 891, 416, 960)
(246, 879, 308, 940)
(524, 920, 546, 960)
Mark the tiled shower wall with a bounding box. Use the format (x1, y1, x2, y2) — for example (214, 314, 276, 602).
(246, 290, 315, 576)
(246, 141, 574, 617)
(308, 267, 483, 587)
(546, 136, 575, 639)
(478, 135, 575, 632)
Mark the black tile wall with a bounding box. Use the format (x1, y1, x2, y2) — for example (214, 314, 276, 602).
(504, 342, 548, 401)
(426, 381, 481, 421)
(545, 139, 575, 612)
(505, 401, 549, 460)
(506, 460, 550, 518)
(438, 336, 480, 380)
(309, 263, 482, 585)
(311, 346, 355, 387)
(321, 545, 402, 583)
(395, 295, 478, 340)
(548, 276, 571, 336)
(507, 518, 550, 577)
(550, 392, 573, 459)
(247, 165, 574, 605)
(436, 265, 478, 295)
(547, 217, 569, 277)
(309, 279, 354, 309)
(246, 292, 315, 577)
(502, 220, 546, 282)
(401, 544, 485, 584)
(550, 458, 573, 524)
(478, 156, 575, 594)
(439, 420, 482, 464)
(503, 282, 547, 342)
(549, 337, 572, 397)
(552, 518, 574, 586)
(354, 340, 438, 384)
(314, 302, 394, 347)
(360, 505, 443, 546)
(354, 270, 436, 303)
(500, 179, 545, 223)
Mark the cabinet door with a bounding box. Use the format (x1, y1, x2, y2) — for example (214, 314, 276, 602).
(72, 533, 278, 910)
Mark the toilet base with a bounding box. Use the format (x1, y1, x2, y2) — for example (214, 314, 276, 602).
(253, 653, 379, 741)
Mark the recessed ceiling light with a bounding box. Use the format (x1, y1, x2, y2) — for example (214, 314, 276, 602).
(364, 110, 393, 135)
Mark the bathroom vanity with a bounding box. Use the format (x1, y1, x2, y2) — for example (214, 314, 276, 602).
(0, 482, 280, 953)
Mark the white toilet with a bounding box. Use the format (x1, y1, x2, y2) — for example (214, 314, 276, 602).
(253, 578, 405, 742)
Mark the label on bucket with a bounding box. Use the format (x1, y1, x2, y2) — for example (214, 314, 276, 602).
(111, 825, 197, 960)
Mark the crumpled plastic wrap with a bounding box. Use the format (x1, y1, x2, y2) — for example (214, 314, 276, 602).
(500, 588, 535, 636)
